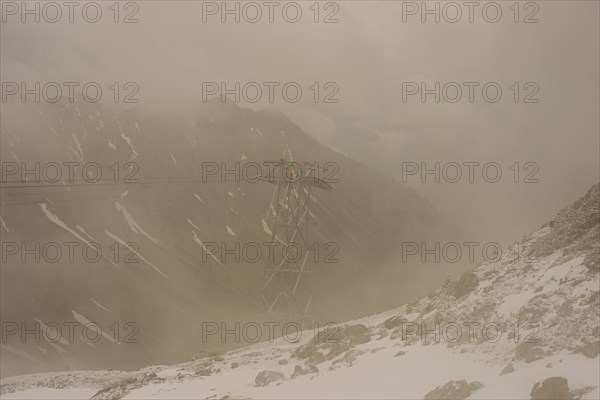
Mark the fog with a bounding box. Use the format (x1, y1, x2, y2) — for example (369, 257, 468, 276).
(0, 1, 599, 391)
(2, 1, 598, 244)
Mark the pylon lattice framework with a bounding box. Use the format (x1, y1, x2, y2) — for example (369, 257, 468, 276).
(259, 161, 332, 319)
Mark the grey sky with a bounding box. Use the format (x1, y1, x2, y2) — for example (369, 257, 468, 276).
(1, 0, 598, 244)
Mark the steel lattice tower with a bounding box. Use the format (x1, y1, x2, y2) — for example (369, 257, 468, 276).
(259, 160, 332, 320)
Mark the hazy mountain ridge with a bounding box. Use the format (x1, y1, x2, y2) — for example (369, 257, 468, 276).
(1, 184, 597, 399)
(0, 97, 466, 377)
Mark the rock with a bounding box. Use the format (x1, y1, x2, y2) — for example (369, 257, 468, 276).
(394, 350, 406, 357)
(140, 372, 164, 384)
(291, 364, 319, 378)
(326, 341, 352, 360)
(424, 380, 484, 400)
(292, 341, 327, 365)
(384, 316, 407, 330)
(231, 362, 239, 369)
(574, 340, 599, 358)
(515, 342, 547, 363)
(278, 359, 288, 365)
(255, 370, 285, 387)
(570, 386, 595, 400)
(195, 368, 211, 376)
(453, 272, 478, 298)
(293, 324, 370, 365)
(530, 377, 572, 399)
(344, 324, 371, 345)
(330, 350, 359, 370)
(500, 364, 514, 375)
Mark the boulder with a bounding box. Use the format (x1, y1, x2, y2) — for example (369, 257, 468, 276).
(574, 340, 599, 358)
(515, 342, 547, 363)
(424, 380, 484, 400)
(500, 364, 515, 375)
(530, 377, 572, 399)
(291, 364, 319, 378)
(384, 316, 407, 330)
(255, 370, 285, 387)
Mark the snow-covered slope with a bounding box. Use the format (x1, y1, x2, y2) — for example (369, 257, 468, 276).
(2, 185, 598, 399)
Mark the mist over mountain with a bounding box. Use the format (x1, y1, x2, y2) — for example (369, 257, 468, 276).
(0, 97, 469, 378)
(2, 178, 597, 399)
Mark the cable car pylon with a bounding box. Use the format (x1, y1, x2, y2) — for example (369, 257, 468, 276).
(258, 155, 332, 324)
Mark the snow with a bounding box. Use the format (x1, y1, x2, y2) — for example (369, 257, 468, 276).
(538, 256, 586, 293)
(90, 298, 113, 313)
(192, 231, 225, 268)
(114, 202, 159, 244)
(186, 218, 201, 232)
(68, 146, 83, 163)
(71, 310, 118, 344)
(122, 338, 600, 400)
(1, 387, 98, 399)
(250, 127, 264, 138)
(40, 203, 95, 250)
(0, 216, 9, 232)
(262, 219, 273, 236)
(71, 134, 84, 161)
(34, 319, 70, 346)
(226, 225, 237, 237)
(75, 225, 96, 243)
(105, 229, 169, 279)
(156, 367, 182, 379)
(497, 289, 536, 316)
(118, 125, 139, 158)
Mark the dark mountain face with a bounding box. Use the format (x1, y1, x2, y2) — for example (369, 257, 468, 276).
(0, 98, 465, 377)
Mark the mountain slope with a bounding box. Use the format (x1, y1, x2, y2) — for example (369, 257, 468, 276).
(2, 184, 597, 399)
(0, 98, 466, 377)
